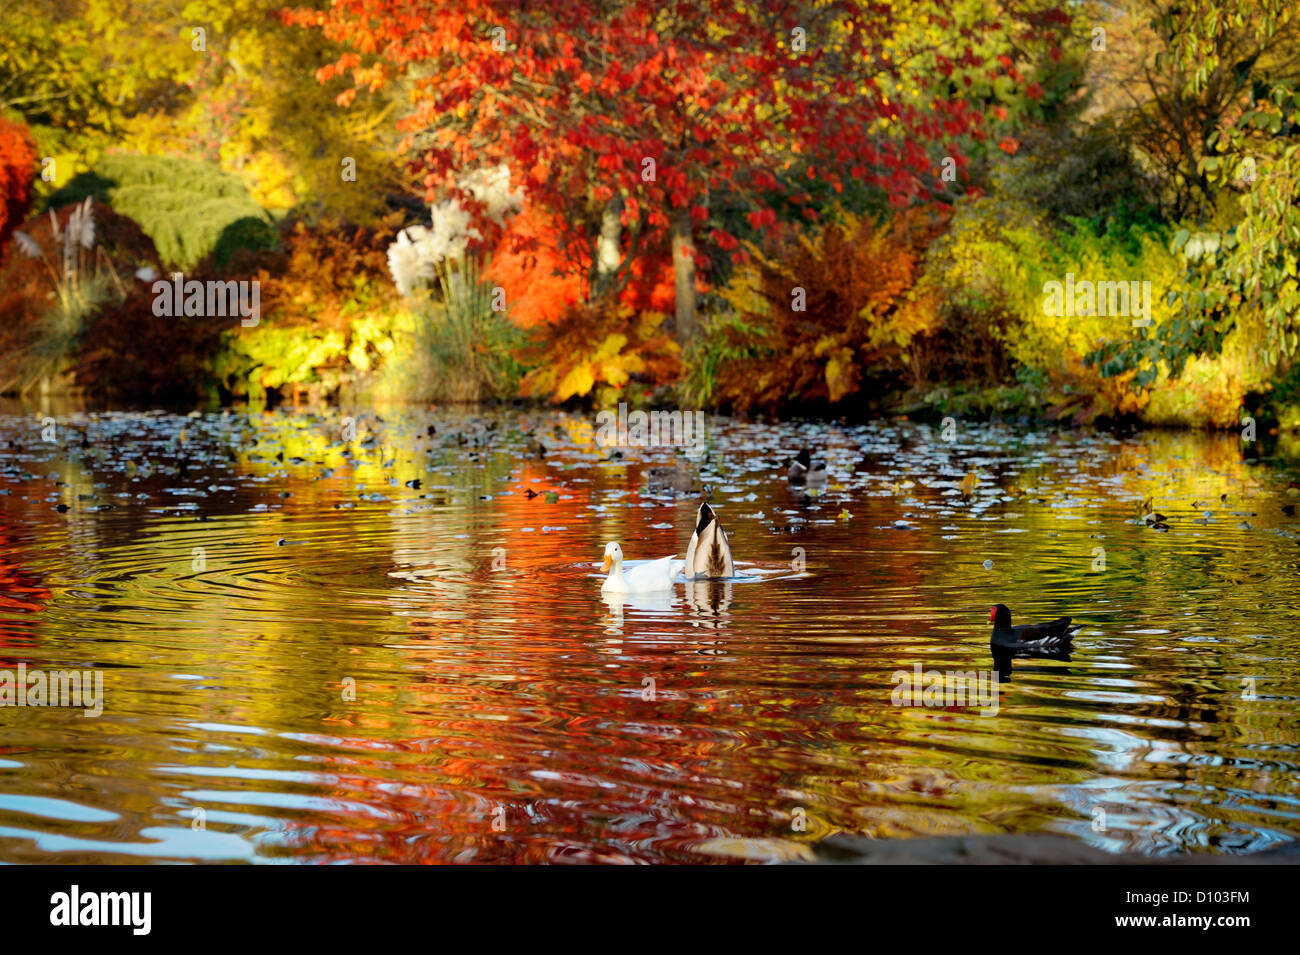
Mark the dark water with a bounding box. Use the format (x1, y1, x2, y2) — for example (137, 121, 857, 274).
(1, 402, 1298, 863)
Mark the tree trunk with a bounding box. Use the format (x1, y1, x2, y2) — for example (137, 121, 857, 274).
(670, 208, 697, 343)
(593, 195, 624, 299)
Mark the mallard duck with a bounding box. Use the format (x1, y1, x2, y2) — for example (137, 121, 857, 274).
(685, 579, 733, 627)
(787, 449, 827, 486)
(683, 502, 735, 579)
(646, 463, 694, 493)
(600, 542, 680, 593)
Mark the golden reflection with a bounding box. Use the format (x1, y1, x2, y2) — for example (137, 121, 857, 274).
(1, 405, 1298, 862)
(684, 579, 733, 630)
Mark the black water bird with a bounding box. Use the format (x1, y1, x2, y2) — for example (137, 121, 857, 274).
(989, 604, 1080, 650)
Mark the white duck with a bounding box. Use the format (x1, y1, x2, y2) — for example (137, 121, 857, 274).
(600, 542, 680, 593)
(683, 502, 735, 579)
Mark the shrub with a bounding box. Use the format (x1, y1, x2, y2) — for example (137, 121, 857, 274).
(210, 219, 405, 405)
(69, 218, 404, 405)
(1013, 123, 1164, 233)
(0, 200, 155, 395)
(1142, 348, 1250, 429)
(45, 153, 276, 270)
(0, 116, 37, 253)
(921, 160, 1181, 424)
(518, 300, 681, 405)
(74, 278, 235, 405)
(679, 303, 765, 409)
(379, 257, 526, 404)
(697, 208, 944, 414)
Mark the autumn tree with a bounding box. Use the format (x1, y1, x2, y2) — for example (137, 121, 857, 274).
(297, 0, 1069, 341)
(1087, 0, 1300, 386)
(1, 0, 400, 220)
(0, 116, 37, 252)
(1081, 0, 1300, 220)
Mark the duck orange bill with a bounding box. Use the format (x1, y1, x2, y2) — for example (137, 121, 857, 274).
(601, 554, 613, 572)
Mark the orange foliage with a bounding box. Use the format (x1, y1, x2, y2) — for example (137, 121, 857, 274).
(0, 116, 37, 253)
(484, 206, 582, 329)
(237, 217, 400, 332)
(485, 205, 676, 329)
(714, 208, 947, 414)
(487, 204, 681, 402)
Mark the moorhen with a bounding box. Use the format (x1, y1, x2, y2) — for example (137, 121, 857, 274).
(989, 604, 1080, 650)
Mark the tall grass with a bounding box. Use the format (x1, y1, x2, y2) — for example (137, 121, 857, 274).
(384, 255, 523, 403)
(0, 200, 125, 394)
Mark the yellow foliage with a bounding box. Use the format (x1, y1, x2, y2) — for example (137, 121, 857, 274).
(519, 305, 681, 403)
(1143, 328, 1262, 429)
(922, 164, 1193, 424)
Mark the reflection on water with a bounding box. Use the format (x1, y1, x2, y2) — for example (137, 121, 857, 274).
(0, 401, 1298, 863)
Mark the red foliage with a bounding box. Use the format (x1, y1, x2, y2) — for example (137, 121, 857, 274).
(293, 1, 1064, 297)
(74, 282, 237, 405)
(0, 116, 37, 253)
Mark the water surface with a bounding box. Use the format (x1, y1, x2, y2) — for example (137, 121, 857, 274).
(1, 404, 1298, 863)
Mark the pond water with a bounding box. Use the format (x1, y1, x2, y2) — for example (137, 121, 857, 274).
(1, 403, 1298, 863)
